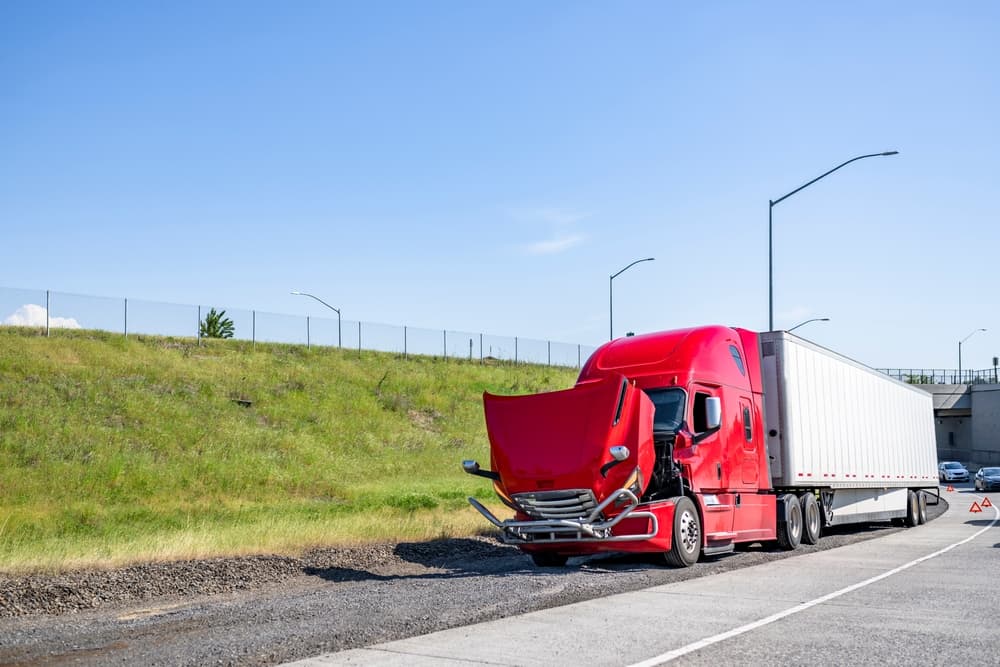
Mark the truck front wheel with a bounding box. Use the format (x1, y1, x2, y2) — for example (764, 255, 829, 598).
(664, 496, 701, 567)
(776, 493, 803, 550)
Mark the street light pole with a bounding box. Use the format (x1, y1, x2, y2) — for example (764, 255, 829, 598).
(610, 257, 654, 341)
(291, 291, 342, 347)
(769, 151, 898, 331)
(958, 328, 986, 383)
(786, 317, 830, 333)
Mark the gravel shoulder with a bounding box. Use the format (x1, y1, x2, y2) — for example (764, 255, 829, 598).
(0, 496, 947, 666)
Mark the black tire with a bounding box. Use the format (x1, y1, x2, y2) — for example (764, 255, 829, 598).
(530, 552, 568, 567)
(664, 496, 701, 567)
(917, 491, 927, 525)
(776, 493, 803, 550)
(799, 492, 821, 545)
(905, 490, 919, 528)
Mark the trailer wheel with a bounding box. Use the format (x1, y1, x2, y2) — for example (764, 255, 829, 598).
(905, 490, 919, 528)
(917, 491, 927, 525)
(530, 552, 568, 567)
(776, 493, 802, 550)
(664, 496, 701, 567)
(798, 492, 821, 545)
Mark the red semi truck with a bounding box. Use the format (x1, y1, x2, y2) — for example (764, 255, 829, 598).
(463, 326, 938, 567)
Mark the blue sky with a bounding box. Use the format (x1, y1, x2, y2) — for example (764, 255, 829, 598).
(2, 1, 999, 369)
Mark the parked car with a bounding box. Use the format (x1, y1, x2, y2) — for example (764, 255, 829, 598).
(938, 461, 970, 482)
(974, 467, 1000, 491)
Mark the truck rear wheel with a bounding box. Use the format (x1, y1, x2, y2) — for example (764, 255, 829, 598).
(530, 552, 568, 567)
(798, 492, 821, 545)
(905, 490, 920, 527)
(664, 496, 701, 567)
(776, 493, 803, 550)
(917, 491, 927, 524)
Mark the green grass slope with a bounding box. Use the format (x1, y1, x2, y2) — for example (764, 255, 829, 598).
(0, 328, 578, 572)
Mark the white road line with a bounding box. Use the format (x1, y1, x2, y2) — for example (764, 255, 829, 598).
(627, 502, 999, 667)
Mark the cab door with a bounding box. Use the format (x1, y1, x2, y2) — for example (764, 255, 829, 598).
(739, 398, 758, 487)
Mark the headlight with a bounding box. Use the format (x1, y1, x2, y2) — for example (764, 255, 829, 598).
(492, 480, 521, 512)
(624, 466, 643, 497)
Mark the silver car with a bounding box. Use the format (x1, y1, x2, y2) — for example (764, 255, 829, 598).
(938, 461, 969, 482)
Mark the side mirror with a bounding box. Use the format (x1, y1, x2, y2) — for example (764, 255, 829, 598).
(706, 397, 722, 430)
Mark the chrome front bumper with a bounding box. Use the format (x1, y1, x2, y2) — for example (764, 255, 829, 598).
(467, 488, 658, 544)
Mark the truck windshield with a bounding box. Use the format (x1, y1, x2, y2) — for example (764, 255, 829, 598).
(643, 388, 686, 433)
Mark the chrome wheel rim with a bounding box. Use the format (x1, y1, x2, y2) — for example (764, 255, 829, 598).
(679, 509, 699, 554)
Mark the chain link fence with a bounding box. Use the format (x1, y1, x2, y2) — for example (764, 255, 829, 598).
(0, 286, 596, 368)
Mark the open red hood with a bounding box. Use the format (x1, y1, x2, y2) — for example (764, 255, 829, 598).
(483, 373, 655, 499)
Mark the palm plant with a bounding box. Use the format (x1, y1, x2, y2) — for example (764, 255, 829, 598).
(199, 308, 235, 339)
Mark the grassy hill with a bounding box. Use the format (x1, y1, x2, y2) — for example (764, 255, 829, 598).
(0, 327, 579, 572)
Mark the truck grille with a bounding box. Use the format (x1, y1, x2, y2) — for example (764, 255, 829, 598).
(511, 489, 599, 520)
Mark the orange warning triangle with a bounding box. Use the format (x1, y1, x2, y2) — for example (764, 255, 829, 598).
(946, 485, 955, 492)
(970, 501, 983, 513)
(983, 497, 993, 508)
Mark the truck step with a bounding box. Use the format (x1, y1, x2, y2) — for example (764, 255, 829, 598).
(703, 541, 735, 556)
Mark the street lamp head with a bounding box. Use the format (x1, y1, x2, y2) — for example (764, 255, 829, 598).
(290, 290, 303, 295)
(881, 151, 899, 156)
(786, 317, 831, 333)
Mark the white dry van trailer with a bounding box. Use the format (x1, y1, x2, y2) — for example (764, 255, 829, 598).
(760, 331, 939, 526)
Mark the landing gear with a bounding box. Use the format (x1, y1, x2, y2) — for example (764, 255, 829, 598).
(799, 492, 821, 545)
(664, 496, 701, 567)
(776, 493, 803, 550)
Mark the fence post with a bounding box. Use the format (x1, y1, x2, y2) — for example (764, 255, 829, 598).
(469, 338, 473, 361)
(197, 305, 201, 345)
(547, 340, 551, 366)
(45, 290, 50, 337)
(443, 330, 447, 360)
(252, 310, 256, 350)
(578, 344, 581, 369)
(404, 326, 407, 359)
(307, 316, 310, 350)
(124, 298, 128, 338)
(515, 337, 518, 364)
(480, 333, 483, 363)
(358, 321, 362, 357)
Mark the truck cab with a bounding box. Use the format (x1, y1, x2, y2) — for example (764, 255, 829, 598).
(464, 325, 778, 566)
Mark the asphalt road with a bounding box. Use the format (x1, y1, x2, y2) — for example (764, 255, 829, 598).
(290, 484, 999, 666)
(0, 487, 980, 666)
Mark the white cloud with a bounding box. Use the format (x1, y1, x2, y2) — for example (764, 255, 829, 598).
(2, 304, 82, 329)
(512, 206, 592, 255)
(524, 234, 587, 255)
